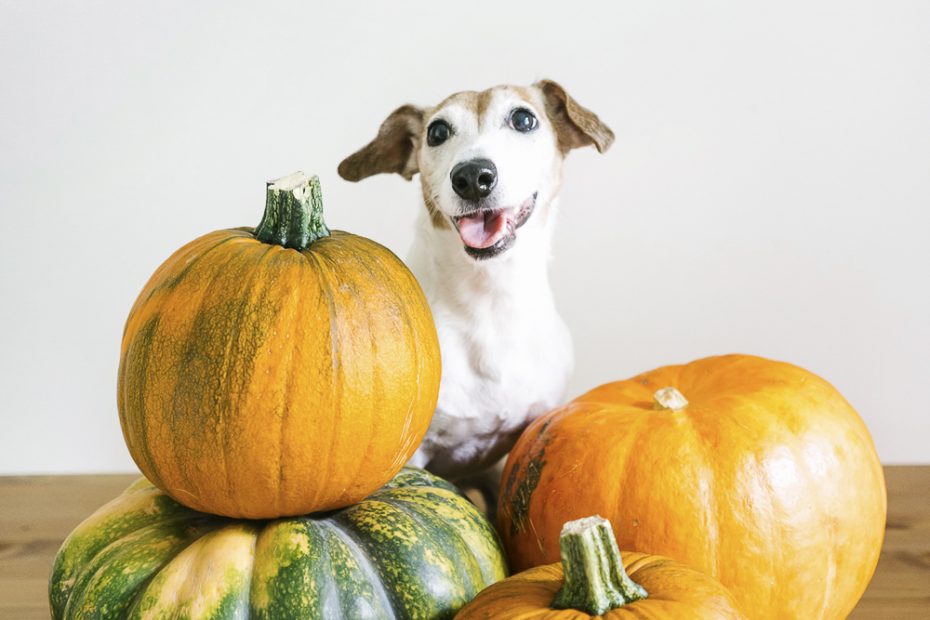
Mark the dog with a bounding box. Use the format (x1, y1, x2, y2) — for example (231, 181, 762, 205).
(338, 80, 613, 490)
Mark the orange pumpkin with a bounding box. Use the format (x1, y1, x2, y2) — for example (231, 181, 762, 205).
(456, 516, 745, 619)
(118, 173, 441, 518)
(498, 354, 885, 620)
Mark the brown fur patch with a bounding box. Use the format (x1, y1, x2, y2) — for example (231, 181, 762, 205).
(432, 91, 478, 117)
(478, 86, 536, 126)
(422, 187, 451, 230)
(433, 86, 539, 128)
(477, 89, 495, 120)
(338, 104, 423, 182)
(535, 80, 614, 154)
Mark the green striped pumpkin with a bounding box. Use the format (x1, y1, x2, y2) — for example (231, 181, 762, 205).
(49, 468, 507, 620)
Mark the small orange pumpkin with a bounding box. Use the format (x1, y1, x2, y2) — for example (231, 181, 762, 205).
(118, 173, 441, 518)
(456, 516, 745, 619)
(498, 354, 886, 620)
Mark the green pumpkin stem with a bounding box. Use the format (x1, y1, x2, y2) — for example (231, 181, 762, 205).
(551, 516, 648, 615)
(255, 172, 330, 250)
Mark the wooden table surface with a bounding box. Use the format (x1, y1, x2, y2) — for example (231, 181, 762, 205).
(1, 466, 927, 619)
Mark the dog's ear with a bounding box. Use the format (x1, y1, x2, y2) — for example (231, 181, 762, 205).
(535, 79, 614, 154)
(338, 104, 424, 182)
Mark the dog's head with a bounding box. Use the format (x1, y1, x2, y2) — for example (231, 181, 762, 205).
(339, 80, 613, 260)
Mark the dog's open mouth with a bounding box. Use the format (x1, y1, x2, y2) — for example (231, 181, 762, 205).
(452, 193, 537, 259)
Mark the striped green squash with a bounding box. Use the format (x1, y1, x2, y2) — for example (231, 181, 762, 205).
(49, 468, 507, 620)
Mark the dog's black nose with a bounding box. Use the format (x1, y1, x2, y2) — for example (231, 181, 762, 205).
(450, 159, 497, 202)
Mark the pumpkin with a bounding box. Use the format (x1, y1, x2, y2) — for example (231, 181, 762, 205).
(456, 516, 744, 619)
(117, 173, 441, 518)
(498, 354, 886, 620)
(49, 467, 507, 620)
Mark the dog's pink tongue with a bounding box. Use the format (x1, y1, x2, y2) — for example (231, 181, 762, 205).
(457, 211, 508, 249)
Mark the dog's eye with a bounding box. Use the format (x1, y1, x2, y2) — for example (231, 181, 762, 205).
(427, 120, 452, 146)
(509, 108, 538, 133)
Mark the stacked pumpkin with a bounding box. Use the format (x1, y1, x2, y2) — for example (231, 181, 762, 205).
(49, 173, 507, 619)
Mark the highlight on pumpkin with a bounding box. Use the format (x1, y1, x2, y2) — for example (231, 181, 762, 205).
(652, 386, 688, 411)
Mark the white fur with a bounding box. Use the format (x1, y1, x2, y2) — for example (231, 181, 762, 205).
(404, 87, 574, 480)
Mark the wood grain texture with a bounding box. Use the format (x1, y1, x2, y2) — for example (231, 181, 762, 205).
(0, 467, 926, 620)
(848, 466, 930, 619)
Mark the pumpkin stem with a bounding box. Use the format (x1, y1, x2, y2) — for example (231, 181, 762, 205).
(255, 172, 330, 250)
(551, 516, 648, 615)
(653, 386, 688, 411)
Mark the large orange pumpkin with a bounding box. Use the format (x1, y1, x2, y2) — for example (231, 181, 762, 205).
(498, 354, 886, 619)
(118, 173, 441, 518)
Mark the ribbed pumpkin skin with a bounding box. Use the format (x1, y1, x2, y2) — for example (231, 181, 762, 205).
(498, 354, 886, 620)
(50, 468, 507, 620)
(118, 227, 441, 518)
(455, 551, 745, 619)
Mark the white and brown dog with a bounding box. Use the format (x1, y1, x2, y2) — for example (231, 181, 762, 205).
(339, 80, 613, 489)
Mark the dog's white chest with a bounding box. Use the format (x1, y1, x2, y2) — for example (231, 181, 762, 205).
(421, 305, 572, 479)
(407, 238, 573, 480)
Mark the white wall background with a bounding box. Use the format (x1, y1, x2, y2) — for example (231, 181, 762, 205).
(1, 1, 928, 473)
